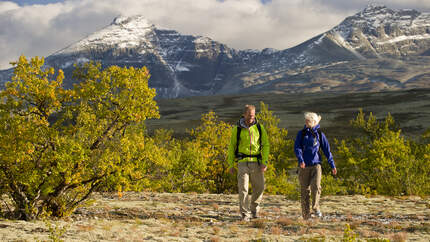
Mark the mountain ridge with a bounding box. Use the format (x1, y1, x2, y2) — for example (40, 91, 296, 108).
(2, 4, 430, 98)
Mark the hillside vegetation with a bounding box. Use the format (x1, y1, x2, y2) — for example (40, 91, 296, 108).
(147, 87, 430, 140)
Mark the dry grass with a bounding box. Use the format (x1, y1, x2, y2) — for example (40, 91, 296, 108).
(212, 226, 221, 235)
(349, 220, 363, 230)
(314, 228, 327, 237)
(76, 224, 95, 232)
(251, 219, 266, 229)
(270, 225, 282, 235)
(168, 229, 182, 237)
(211, 203, 220, 211)
(272, 207, 281, 214)
(390, 232, 408, 242)
(276, 216, 295, 226)
(0, 193, 429, 241)
(386, 221, 402, 230)
(209, 236, 220, 242)
(360, 229, 382, 238)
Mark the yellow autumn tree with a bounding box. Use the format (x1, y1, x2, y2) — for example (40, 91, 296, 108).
(0, 56, 159, 220)
(190, 111, 236, 193)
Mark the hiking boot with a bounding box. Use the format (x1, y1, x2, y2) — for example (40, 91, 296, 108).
(241, 215, 251, 222)
(314, 210, 322, 218)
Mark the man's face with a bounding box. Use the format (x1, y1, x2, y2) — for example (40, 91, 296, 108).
(244, 109, 255, 125)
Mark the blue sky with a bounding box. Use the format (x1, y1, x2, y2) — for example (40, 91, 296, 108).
(7, 0, 63, 5)
(1, 0, 430, 69)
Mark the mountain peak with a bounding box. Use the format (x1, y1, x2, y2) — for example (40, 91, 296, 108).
(334, 3, 424, 36)
(359, 3, 421, 18)
(55, 15, 155, 55)
(359, 3, 393, 17)
(363, 3, 388, 12)
(111, 15, 153, 29)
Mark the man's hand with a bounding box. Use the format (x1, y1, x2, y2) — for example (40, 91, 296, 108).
(260, 164, 267, 172)
(229, 167, 236, 175)
(332, 167, 337, 176)
(300, 162, 305, 169)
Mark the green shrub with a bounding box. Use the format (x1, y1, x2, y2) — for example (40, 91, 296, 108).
(256, 102, 297, 195)
(321, 174, 348, 196)
(343, 224, 358, 242)
(335, 110, 430, 196)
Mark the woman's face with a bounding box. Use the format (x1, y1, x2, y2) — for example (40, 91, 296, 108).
(305, 119, 314, 128)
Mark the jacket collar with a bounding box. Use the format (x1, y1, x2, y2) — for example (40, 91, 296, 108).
(238, 117, 258, 129)
(303, 124, 320, 132)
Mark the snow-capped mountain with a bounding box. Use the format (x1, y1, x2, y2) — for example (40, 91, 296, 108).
(270, 4, 430, 69)
(245, 4, 430, 93)
(329, 4, 430, 58)
(246, 4, 430, 92)
(2, 4, 430, 97)
(44, 15, 250, 98)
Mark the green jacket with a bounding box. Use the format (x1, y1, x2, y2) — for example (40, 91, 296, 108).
(227, 118, 270, 169)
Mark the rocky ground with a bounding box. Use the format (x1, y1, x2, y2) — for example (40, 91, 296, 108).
(0, 192, 429, 241)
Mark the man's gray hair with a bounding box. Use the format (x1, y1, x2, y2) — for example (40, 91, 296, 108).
(244, 104, 256, 114)
(304, 112, 321, 125)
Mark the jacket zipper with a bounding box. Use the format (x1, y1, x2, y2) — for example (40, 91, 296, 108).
(249, 127, 252, 160)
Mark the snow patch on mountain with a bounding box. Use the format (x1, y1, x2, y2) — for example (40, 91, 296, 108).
(175, 60, 190, 72)
(61, 57, 89, 69)
(377, 34, 430, 44)
(56, 15, 154, 54)
(314, 34, 325, 45)
(331, 31, 365, 59)
(193, 36, 212, 44)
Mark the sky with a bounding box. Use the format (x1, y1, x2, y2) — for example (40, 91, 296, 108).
(1, 0, 430, 70)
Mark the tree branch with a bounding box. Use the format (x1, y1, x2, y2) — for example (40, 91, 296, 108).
(90, 117, 119, 150)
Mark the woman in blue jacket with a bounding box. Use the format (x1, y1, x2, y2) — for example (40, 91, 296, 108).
(294, 112, 337, 220)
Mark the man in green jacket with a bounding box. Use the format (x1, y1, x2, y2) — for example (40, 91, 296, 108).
(227, 105, 270, 221)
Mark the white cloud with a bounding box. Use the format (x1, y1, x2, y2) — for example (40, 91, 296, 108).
(311, 0, 430, 12)
(0, 2, 19, 13)
(1, 0, 430, 69)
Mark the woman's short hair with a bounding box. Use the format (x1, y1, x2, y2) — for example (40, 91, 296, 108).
(304, 112, 321, 125)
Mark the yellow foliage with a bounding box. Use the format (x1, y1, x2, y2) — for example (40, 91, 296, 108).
(0, 56, 159, 220)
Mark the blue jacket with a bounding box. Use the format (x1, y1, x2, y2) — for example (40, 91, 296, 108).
(294, 124, 335, 169)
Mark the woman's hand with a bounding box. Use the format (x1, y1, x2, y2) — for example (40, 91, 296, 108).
(260, 164, 267, 172)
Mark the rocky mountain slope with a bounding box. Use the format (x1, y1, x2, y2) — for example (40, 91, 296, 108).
(1, 4, 430, 98)
(246, 4, 430, 93)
